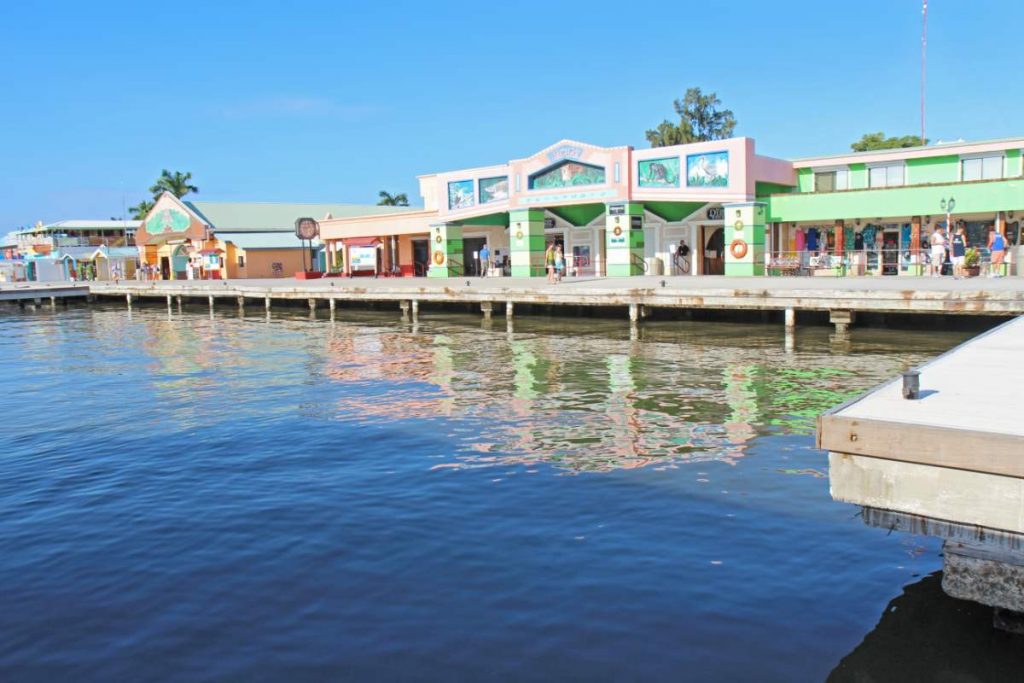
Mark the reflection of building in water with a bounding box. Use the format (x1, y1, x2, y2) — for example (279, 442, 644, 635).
(723, 363, 759, 450)
(828, 572, 1024, 681)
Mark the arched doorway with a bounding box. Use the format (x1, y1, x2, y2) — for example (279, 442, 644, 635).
(171, 245, 189, 280)
(702, 226, 725, 275)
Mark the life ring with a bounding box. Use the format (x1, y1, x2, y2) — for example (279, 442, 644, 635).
(434, 234, 443, 244)
(613, 226, 622, 237)
(433, 250, 445, 265)
(729, 239, 748, 260)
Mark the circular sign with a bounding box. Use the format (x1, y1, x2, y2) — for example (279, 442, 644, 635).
(433, 250, 445, 265)
(729, 239, 749, 259)
(733, 220, 744, 231)
(613, 226, 623, 237)
(435, 234, 443, 244)
(295, 217, 319, 240)
(515, 230, 524, 240)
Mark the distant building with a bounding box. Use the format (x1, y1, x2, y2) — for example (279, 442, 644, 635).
(14, 219, 139, 257)
(135, 192, 412, 279)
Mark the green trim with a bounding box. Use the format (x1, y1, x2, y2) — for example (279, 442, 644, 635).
(643, 201, 706, 222)
(456, 212, 509, 227)
(754, 182, 793, 199)
(547, 203, 605, 226)
(509, 208, 545, 221)
(797, 168, 814, 193)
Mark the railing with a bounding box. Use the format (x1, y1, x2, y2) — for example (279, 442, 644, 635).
(765, 247, 1015, 277)
(413, 261, 429, 277)
(631, 253, 649, 274)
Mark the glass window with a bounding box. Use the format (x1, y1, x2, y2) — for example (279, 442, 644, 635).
(815, 171, 836, 193)
(869, 166, 887, 187)
(982, 155, 1003, 179)
(835, 169, 849, 190)
(962, 157, 982, 181)
(869, 164, 904, 188)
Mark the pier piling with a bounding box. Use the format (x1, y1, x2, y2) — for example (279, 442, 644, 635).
(126, 293, 132, 307)
(829, 310, 855, 334)
(167, 295, 173, 308)
(237, 296, 245, 311)
(264, 296, 271, 312)
(208, 295, 215, 310)
(400, 300, 410, 318)
(308, 298, 317, 314)
(785, 307, 796, 329)
(411, 300, 419, 320)
(628, 303, 640, 323)
(481, 301, 493, 320)
(506, 301, 514, 318)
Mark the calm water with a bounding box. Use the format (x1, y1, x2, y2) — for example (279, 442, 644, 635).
(1, 303, 1020, 681)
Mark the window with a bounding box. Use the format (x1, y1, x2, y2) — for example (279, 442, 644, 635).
(869, 164, 904, 188)
(814, 169, 848, 192)
(237, 255, 245, 268)
(961, 155, 1003, 181)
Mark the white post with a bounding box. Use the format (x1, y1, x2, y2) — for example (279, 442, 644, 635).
(785, 307, 796, 329)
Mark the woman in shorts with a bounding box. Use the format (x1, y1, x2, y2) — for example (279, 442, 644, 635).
(988, 227, 1007, 277)
(929, 227, 947, 277)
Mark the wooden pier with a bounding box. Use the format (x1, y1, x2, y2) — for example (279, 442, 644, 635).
(71, 275, 1024, 329)
(0, 283, 89, 305)
(819, 316, 1024, 623)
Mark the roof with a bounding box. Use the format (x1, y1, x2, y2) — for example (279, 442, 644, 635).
(184, 201, 416, 233)
(55, 246, 101, 260)
(97, 247, 139, 259)
(18, 220, 141, 235)
(792, 136, 1024, 166)
(214, 231, 313, 250)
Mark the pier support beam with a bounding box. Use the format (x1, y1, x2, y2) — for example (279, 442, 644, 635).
(505, 301, 514, 318)
(400, 300, 410, 319)
(167, 294, 173, 309)
(208, 295, 215, 310)
(176, 295, 182, 309)
(50, 296, 56, 310)
(264, 296, 271, 312)
(411, 300, 419, 320)
(329, 298, 336, 313)
(481, 301, 493, 320)
(237, 296, 245, 311)
(784, 307, 796, 329)
(830, 309, 855, 334)
(126, 293, 132, 307)
(628, 303, 640, 323)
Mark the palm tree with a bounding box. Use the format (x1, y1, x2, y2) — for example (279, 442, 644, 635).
(130, 199, 154, 220)
(377, 190, 409, 206)
(150, 170, 199, 198)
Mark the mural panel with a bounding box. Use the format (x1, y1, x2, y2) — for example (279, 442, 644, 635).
(447, 180, 475, 210)
(146, 208, 191, 234)
(479, 176, 509, 204)
(530, 161, 605, 190)
(686, 151, 729, 188)
(638, 157, 680, 188)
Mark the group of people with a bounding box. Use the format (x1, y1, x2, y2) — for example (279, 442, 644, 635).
(928, 225, 1007, 279)
(544, 243, 566, 283)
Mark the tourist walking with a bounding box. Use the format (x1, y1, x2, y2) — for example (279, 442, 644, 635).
(929, 227, 947, 277)
(988, 226, 1007, 277)
(545, 243, 556, 283)
(478, 243, 490, 278)
(951, 226, 967, 279)
(554, 245, 565, 282)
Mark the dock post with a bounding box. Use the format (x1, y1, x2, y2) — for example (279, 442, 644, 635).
(50, 296, 56, 310)
(411, 300, 419, 320)
(126, 293, 132, 307)
(329, 298, 336, 313)
(784, 307, 796, 329)
(506, 301, 514, 318)
(308, 298, 317, 316)
(166, 294, 173, 309)
(264, 296, 271, 312)
(176, 295, 182, 309)
(481, 301, 493, 320)
(208, 295, 215, 310)
(400, 300, 410, 319)
(628, 303, 640, 323)
(829, 310, 855, 334)
(237, 296, 245, 312)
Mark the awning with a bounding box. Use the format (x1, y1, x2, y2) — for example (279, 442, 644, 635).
(198, 248, 224, 255)
(341, 237, 382, 248)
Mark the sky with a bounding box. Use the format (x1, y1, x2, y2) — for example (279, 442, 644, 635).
(2, 0, 1022, 229)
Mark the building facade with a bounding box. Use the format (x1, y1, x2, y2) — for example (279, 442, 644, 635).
(319, 136, 1024, 278)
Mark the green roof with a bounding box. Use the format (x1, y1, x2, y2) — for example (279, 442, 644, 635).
(215, 231, 312, 250)
(184, 201, 416, 233)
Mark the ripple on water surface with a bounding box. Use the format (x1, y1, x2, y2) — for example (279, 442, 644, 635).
(0, 304, 1018, 681)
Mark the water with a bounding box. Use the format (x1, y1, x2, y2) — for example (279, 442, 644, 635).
(0, 303, 1019, 681)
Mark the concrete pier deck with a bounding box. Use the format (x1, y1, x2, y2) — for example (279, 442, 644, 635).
(80, 275, 1024, 318)
(0, 283, 89, 302)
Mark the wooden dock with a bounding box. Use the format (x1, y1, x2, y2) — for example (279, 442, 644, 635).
(77, 275, 1024, 329)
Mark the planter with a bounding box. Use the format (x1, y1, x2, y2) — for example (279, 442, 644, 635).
(965, 266, 980, 278)
(295, 271, 323, 280)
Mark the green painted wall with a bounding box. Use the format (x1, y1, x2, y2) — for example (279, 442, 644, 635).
(1006, 149, 1023, 178)
(723, 203, 765, 276)
(797, 168, 814, 193)
(548, 203, 605, 226)
(754, 182, 793, 199)
(456, 211, 509, 227)
(766, 178, 1024, 223)
(605, 203, 644, 276)
(644, 201, 706, 222)
(509, 208, 546, 277)
(905, 155, 958, 185)
(427, 223, 464, 277)
(849, 163, 868, 190)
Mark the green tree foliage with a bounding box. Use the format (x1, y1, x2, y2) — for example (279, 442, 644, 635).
(129, 199, 154, 220)
(850, 132, 926, 152)
(149, 169, 199, 198)
(646, 87, 737, 148)
(377, 190, 409, 206)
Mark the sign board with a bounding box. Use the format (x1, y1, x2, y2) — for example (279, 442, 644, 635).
(706, 207, 724, 220)
(630, 215, 643, 230)
(544, 217, 556, 230)
(608, 204, 626, 216)
(295, 217, 319, 240)
(350, 246, 377, 271)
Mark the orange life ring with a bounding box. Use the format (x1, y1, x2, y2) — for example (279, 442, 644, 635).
(433, 250, 445, 265)
(729, 239, 748, 259)
(613, 226, 622, 237)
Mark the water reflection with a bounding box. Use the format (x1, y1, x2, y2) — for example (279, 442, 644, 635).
(320, 315, 960, 474)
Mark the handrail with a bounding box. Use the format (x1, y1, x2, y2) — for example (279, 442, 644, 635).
(630, 253, 649, 274)
(446, 257, 466, 277)
(413, 261, 428, 277)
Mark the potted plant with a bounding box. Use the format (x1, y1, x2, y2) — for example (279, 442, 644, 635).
(964, 247, 980, 277)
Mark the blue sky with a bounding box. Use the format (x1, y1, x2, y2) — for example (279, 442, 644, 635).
(2, 0, 1022, 229)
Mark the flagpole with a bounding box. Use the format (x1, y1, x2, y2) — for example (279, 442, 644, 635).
(921, 0, 928, 145)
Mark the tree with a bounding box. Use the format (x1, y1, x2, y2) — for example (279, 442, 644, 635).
(377, 190, 409, 206)
(851, 132, 926, 152)
(646, 87, 737, 148)
(129, 200, 154, 220)
(149, 169, 199, 198)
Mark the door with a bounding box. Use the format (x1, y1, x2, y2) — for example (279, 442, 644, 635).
(412, 239, 429, 276)
(702, 226, 725, 275)
(160, 256, 170, 280)
(882, 231, 899, 275)
(463, 237, 486, 276)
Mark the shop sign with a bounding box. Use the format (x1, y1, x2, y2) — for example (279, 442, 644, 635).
(706, 207, 724, 220)
(546, 144, 584, 162)
(630, 216, 643, 230)
(350, 246, 377, 270)
(544, 217, 556, 230)
(608, 204, 626, 216)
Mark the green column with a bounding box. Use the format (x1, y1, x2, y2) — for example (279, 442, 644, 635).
(509, 209, 546, 277)
(606, 202, 644, 276)
(723, 202, 766, 276)
(427, 222, 464, 277)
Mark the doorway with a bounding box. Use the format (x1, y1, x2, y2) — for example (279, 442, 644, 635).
(882, 230, 899, 275)
(412, 238, 429, 277)
(463, 237, 487, 276)
(160, 256, 170, 280)
(701, 226, 725, 275)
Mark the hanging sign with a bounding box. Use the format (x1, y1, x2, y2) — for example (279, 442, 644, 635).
(706, 207, 724, 220)
(295, 217, 320, 240)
